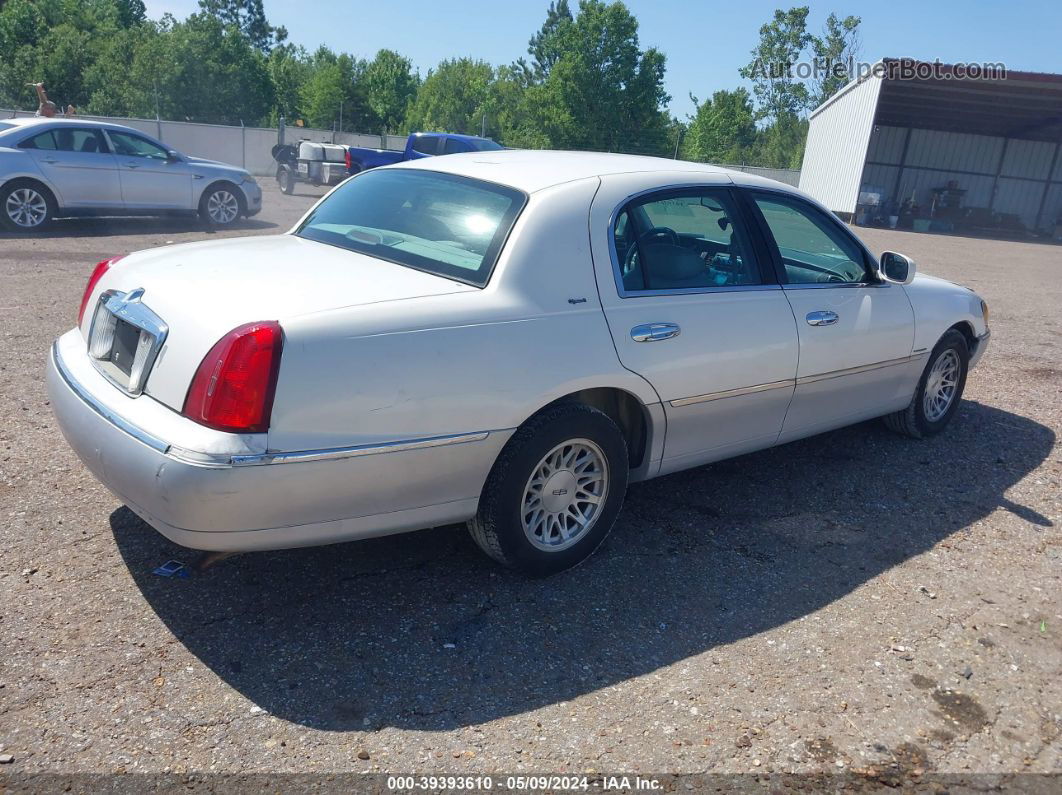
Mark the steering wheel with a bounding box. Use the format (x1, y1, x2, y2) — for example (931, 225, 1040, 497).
(623, 226, 680, 274)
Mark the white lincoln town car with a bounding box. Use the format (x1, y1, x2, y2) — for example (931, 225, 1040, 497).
(47, 151, 990, 575)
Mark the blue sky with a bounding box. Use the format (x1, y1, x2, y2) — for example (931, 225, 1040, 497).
(147, 0, 1061, 119)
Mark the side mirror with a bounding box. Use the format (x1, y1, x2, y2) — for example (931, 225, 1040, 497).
(166, 150, 181, 162)
(878, 251, 916, 285)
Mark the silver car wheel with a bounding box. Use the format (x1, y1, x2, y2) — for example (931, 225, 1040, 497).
(5, 187, 48, 228)
(521, 438, 609, 552)
(206, 189, 239, 224)
(923, 348, 960, 421)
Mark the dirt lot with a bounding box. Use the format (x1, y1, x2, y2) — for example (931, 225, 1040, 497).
(1, 182, 1059, 785)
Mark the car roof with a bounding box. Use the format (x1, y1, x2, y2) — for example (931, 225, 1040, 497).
(390, 148, 792, 194)
(0, 116, 153, 137)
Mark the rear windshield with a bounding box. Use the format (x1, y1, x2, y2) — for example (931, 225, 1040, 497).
(295, 168, 526, 287)
(468, 138, 503, 151)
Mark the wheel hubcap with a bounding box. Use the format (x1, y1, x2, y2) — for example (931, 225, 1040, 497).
(521, 439, 608, 552)
(923, 348, 960, 421)
(5, 188, 47, 227)
(207, 190, 239, 223)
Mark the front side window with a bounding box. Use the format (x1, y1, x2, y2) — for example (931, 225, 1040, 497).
(295, 168, 526, 287)
(615, 189, 760, 292)
(752, 195, 869, 284)
(107, 131, 169, 160)
(468, 138, 503, 152)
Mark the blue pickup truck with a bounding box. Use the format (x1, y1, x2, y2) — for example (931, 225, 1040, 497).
(346, 132, 503, 173)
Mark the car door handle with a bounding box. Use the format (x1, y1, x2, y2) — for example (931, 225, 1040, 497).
(42, 157, 58, 164)
(806, 311, 839, 326)
(631, 322, 681, 342)
(124, 162, 140, 169)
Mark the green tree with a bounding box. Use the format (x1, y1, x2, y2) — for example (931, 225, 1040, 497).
(528, 0, 573, 79)
(404, 58, 494, 134)
(363, 49, 418, 132)
(299, 47, 370, 130)
(526, 0, 671, 154)
(749, 112, 808, 169)
(266, 43, 310, 123)
(682, 88, 757, 164)
(810, 12, 860, 107)
(197, 0, 285, 51)
(739, 6, 812, 121)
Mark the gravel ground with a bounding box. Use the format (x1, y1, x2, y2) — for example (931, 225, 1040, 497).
(1, 182, 1059, 784)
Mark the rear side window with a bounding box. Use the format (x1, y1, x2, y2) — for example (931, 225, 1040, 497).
(295, 168, 526, 287)
(52, 128, 108, 153)
(19, 131, 57, 150)
(410, 136, 438, 155)
(107, 131, 168, 160)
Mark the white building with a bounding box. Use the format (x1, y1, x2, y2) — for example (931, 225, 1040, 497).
(799, 59, 1062, 238)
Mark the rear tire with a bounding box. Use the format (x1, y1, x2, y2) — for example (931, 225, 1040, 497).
(884, 329, 969, 438)
(1, 179, 56, 232)
(277, 167, 294, 195)
(468, 403, 628, 577)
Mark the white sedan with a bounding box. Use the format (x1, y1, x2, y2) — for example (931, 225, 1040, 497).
(47, 151, 990, 575)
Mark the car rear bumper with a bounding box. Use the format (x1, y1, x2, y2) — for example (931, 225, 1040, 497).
(47, 332, 506, 551)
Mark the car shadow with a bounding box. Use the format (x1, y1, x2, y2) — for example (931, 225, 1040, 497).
(0, 216, 278, 238)
(110, 401, 1053, 731)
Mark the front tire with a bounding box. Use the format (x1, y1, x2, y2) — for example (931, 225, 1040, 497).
(199, 183, 244, 227)
(468, 403, 629, 576)
(884, 328, 969, 438)
(1, 179, 56, 232)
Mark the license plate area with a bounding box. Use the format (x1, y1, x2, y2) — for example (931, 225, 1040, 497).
(87, 289, 168, 395)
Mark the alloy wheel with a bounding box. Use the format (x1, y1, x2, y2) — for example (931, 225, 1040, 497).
(206, 190, 239, 224)
(923, 348, 960, 421)
(5, 188, 48, 228)
(521, 438, 609, 552)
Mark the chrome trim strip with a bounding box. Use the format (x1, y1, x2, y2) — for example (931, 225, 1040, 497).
(51, 343, 171, 455)
(782, 281, 888, 290)
(229, 431, 491, 467)
(795, 353, 925, 386)
(668, 352, 930, 407)
(669, 379, 793, 408)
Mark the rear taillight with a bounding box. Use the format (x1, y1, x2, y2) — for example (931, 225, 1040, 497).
(344, 148, 352, 171)
(78, 256, 125, 325)
(182, 321, 283, 433)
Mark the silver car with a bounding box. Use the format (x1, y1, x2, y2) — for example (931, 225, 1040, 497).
(0, 117, 262, 231)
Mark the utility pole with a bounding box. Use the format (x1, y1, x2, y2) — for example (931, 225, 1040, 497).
(673, 128, 683, 159)
(481, 114, 486, 138)
(339, 100, 344, 135)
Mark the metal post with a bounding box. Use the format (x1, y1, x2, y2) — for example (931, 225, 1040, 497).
(241, 119, 246, 168)
(278, 116, 285, 147)
(988, 138, 1010, 214)
(1034, 141, 1060, 232)
(672, 128, 683, 159)
(339, 100, 344, 137)
(481, 114, 486, 138)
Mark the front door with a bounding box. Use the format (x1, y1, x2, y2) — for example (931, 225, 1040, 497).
(22, 127, 122, 209)
(746, 191, 916, 442)
(104, 129, 193, 210)
(590, 175, 799, 475)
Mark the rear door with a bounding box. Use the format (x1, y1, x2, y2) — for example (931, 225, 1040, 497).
(590, 173, 799, 475)
(745, 190, 916, 442)
(19, 127, 122, 209)
(104, 129, 193, 209)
